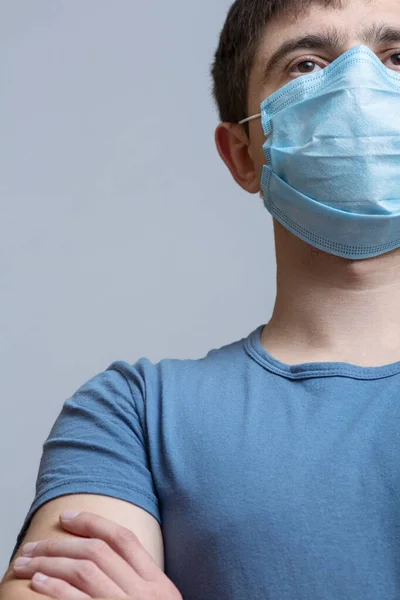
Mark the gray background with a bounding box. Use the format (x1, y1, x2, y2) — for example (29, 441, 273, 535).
(0, 0, 275, 574)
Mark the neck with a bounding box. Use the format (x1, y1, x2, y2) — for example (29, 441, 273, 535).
(262, 222, 400, 367)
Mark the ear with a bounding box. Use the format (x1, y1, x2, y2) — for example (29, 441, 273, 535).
(215, 123, 260, 194)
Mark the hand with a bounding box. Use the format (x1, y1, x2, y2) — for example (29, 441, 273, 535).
(13, 511, 182, 600)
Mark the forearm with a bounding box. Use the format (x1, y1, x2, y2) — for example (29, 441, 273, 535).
(0, 582, 120, 600)
(0, 580, 53, 600)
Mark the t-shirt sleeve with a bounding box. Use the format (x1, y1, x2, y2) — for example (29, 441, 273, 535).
(9, 361, 160, 563)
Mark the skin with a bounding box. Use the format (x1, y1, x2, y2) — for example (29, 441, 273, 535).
(216, 0, 400, 367)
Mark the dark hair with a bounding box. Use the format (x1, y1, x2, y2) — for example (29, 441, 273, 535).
(211, 0, 342, 125)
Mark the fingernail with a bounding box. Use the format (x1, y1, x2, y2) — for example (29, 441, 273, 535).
(14, 557, 32, 568)
(61, 510, 80, 521)
(34, 572, 48, 583)
(22, 542, 38, 556)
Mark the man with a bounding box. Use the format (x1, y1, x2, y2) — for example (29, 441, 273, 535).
(2, 0, 400, 598)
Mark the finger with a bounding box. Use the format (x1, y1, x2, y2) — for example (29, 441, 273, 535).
(30, 571, 91, 600)
(60, 511, 162, 581)
(13, 556, 127, 599)
(20, 537, 143, 595)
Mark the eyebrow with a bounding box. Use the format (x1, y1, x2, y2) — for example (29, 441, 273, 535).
(261, 23, 400, 84)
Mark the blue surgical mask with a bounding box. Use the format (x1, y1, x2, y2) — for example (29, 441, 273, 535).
(240, 45, 400, 260)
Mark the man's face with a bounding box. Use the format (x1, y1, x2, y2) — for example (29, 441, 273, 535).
(246, 0, 400, 186)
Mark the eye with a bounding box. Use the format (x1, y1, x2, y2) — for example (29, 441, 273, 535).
(383, 51, 400, 70)
(289, 57, 327, 78)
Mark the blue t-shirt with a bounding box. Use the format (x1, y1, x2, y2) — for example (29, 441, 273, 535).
(10, 325, 400, 599)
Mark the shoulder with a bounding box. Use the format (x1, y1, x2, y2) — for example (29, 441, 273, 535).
(105, 332, 249, 396)
(64, 330, 252, 419)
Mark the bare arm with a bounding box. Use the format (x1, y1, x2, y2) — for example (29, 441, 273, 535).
(0, 494, 164, 600)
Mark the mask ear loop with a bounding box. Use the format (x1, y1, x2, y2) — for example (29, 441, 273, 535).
(238, 112, 270, 138)
(238, 113, 261, 125)
(238, 113, 262, 143)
